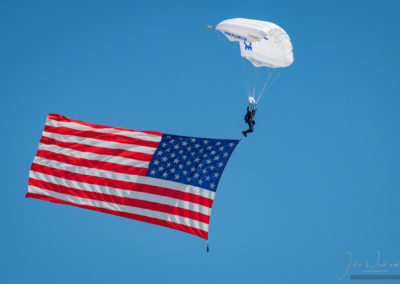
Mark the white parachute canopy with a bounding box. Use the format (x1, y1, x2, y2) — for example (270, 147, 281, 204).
(212, 18, 294, 104)
(215, 18, 294, 68)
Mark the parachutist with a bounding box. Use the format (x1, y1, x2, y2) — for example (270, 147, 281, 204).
(242, 104, 256, 137)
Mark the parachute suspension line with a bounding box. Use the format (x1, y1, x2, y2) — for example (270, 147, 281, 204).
(256, 70, 281, 104)
(252, 68, 259, 99)
(256, 68, 274, 102)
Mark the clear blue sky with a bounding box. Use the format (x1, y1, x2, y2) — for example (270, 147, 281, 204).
(1, 1, 400, 283)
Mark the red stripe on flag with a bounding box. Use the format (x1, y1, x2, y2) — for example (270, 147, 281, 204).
(25, 192, 208, 240)
(29, 178, 210, 224)
(44, 125, 160, 148)
(36, 150, 148, 176)
(40, 136, 153, 162)
(48, 114, 164, 137)
(31, 163, 214, 208)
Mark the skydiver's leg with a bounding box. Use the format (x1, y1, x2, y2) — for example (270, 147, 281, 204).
(247, 121, 253, 133)
(242, 122, 253, 137)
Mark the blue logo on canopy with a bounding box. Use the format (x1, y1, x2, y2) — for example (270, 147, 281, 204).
(244, 42, 252, 51)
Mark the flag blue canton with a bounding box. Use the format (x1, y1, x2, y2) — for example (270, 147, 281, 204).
(147, 134, 239, 192)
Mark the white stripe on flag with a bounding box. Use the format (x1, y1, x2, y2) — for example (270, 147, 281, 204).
(46, 118, 162, 142)
(42, 131, 158, 154)
(38, 143, 150, 168)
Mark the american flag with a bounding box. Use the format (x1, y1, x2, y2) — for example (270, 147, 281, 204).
(26, 114, 239, 240)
